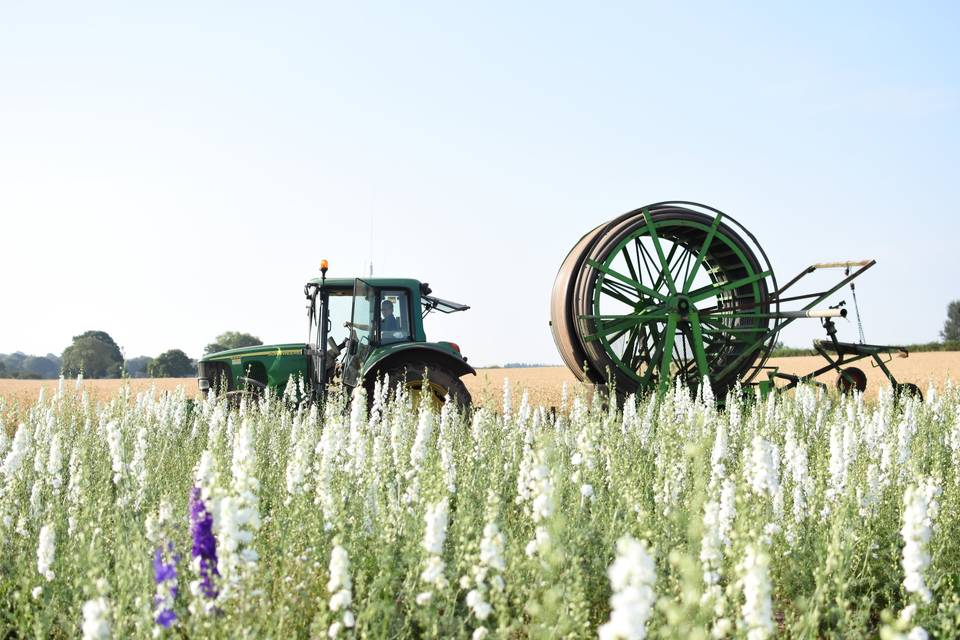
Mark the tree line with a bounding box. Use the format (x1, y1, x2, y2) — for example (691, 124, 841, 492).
(0, 330, 263, 380)
(3, 302, 959, 379)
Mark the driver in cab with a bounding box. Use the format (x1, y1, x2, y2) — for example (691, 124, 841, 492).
(381, 299, 400, 331)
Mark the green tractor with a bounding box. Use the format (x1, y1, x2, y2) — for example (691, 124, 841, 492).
(197, 262, 475, 407)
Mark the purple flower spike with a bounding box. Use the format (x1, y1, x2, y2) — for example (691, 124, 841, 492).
(156, 608, 177, 628)
(189, 487, 219, 599)
(153, 543, 180, 628)
(154, 548, 177, 583)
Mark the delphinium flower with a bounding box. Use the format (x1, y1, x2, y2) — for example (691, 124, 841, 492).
(700, 375, 715, 407)
(859, 462, 882, 519)
(348, 386, 368, 479)
(417, 497, 450, 605)
(746, 436, 780, 500)
(896, 405, 917, 480)
(737, 543, 773, 640)
(795, 384, 817, 420)
(46, 432, 63, 496)
(842, 413, 859, 483)
(463, 518, 506, 638)
(368, 377, 385, 431)
(66, 449, 83, 536)
(188, 487, 219, 613)
(285, 421, 315, 502)
(516, 389, 531, 433)
(2, 421, 33, 481)
(783, 425, 809, 529)
(104, 420, 125, 487)
(571, 420, 596, 501)
(654, 444, 685, 518)
(403, 399, 435, 506)
(949, 406, 960, 485)
(315, 410, 347, 527)
(598, 536, 656, 640)
(28, 480, 43, 524)
(470, 409, 488, 458)
(81, 596, 111, 640)
(327, 544, 355, 637)
(709, 419, 729, 487)
(879, 602, 937, 640)
(218, 418, 261, 598)
(205, 403, 226, 448)
(901, 479, 941, 604)
(147, 500, 180, 630)
(700, 500, 724, 605)
(437, 395, 457, 495)
(0, 421, 9, 462)
(283, 373, 299, 404)
(620, 393, 638, 436)
(130, 425, 148, 511)
(36, 523, 55, 581)
(515, 442, 535, 506)
(501, 377, 512, 426)
(863, 402, 888, 453)
(32, 411, 53, 480)
(153, 542, 181, 629)
(700, 477, 736, 631)
(387, 377, 410, 470)
(523, 450, 554, 558)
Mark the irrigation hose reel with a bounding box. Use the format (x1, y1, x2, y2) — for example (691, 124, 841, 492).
(550, 201, 917, 400)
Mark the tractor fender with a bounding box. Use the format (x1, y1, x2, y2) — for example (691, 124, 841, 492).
(362, 343, 476, 380)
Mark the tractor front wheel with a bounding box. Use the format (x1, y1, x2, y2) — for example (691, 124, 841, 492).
(368, 361, 472, 412)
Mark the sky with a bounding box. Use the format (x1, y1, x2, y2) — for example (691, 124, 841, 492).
(1, 1, 958, 367)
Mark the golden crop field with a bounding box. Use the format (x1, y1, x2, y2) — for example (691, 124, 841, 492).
(2, 351, 958, 411)
(471, 351, 960, 406)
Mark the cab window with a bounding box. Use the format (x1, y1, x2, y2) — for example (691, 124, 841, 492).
(325, 291, 353, 347)
(379, 290, 411, 344)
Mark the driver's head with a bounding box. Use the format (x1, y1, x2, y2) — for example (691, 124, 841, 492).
(381, 300, 394, 317)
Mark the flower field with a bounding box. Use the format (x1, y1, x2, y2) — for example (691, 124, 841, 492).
(1, 377, 959, 639)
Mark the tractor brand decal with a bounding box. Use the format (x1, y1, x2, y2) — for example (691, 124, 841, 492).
(211, 348, 303, 365)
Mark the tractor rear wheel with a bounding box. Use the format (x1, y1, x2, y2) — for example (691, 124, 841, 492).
(367, 361, 472, 412)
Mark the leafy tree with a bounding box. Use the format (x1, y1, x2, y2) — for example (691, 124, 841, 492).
(148, 350, 196, 378)
(62, 330, 124, 378)
(0, 361, 6, 377)
(124, 356, 154, 378)
(942, 300, 960, 342)
(205, 331, 262, 355)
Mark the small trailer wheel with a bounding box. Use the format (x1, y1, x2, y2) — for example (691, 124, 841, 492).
(836, 367, 867, 394)
(217, 390, 259, 409)
(895, 383, 923, 402)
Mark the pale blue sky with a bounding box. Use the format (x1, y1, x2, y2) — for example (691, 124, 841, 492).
(1, 1, 957, 366)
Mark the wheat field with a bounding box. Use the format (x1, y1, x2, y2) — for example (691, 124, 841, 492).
(1, 352, 958, 410)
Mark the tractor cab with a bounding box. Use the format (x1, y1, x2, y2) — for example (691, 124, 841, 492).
(302, 268, 475, 404)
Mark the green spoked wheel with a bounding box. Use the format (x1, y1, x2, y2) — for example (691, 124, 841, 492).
(551, 202, 778, 397)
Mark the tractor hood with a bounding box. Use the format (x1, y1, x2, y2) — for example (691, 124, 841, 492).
(201, 343, 307, 363)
